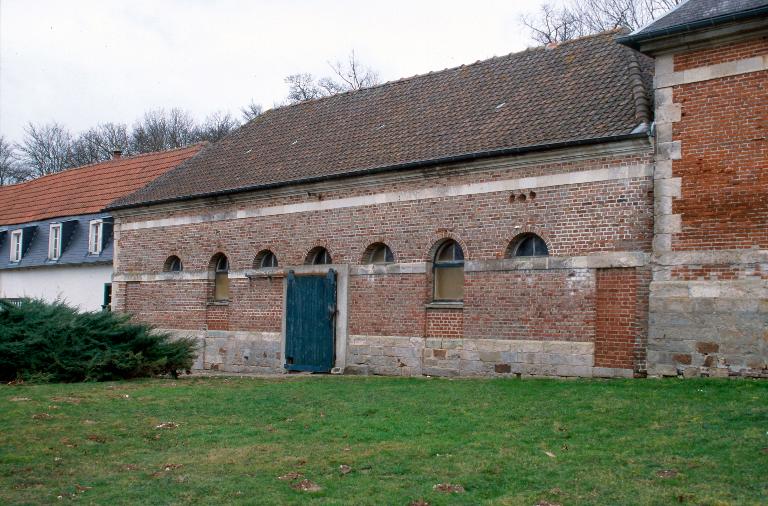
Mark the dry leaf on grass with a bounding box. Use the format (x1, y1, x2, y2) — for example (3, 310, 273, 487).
(60, 438, 77, 448)
(82, 419, 97, 425)
(162, 463, 183, 471)
(544, 451, 556, 458)
(86, 434, 106, 443)
(51, 396, 81, 404)
(74, 484, 92, 493)
(155, 422, 179, 429)
(32, 413, 52, 420)
(291, 479, 322, 492)
(339, 464, 352, 475)
(9, 397, 31, 402)
(277, 471, 304, 481)
(656, 469, 678, 478)
(433, 483, 465, 493)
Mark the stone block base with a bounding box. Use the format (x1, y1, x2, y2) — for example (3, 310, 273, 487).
(346, 335, 624, 378)
(163, 329, 283, 374)
(647, 280, 768, 378)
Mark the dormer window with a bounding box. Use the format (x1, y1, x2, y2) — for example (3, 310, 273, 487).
(88, 220, 103, 255)
(10, 230, 22, 263)
(49, 224, 62, 260)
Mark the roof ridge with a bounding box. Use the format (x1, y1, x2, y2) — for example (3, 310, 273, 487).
(255, 30, 623, 120)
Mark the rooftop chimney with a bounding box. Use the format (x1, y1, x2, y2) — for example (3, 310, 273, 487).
(112, 150, 122, 160)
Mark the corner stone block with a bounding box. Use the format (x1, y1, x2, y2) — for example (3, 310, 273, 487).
(654, 214, 682, 234)
(654, 177, 682, 198)
(657, 141, 682, 161)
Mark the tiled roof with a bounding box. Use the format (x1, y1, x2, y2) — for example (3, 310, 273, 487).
(0, 144, 204, 225)
(620, 0, 768, 46)
(111, 31, 653, 209)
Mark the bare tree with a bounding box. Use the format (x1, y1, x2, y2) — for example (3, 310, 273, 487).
(241, 100, 263, 122)
(196, 111, 240, 142)
(521, 0, 682, 44)
(0, 135, 29, 185)
(131, 108, 197, 153)
(521, 3, 586, 44)
(285, 73, 326, 104)
(16, 122, 74, 177)
(326, 49, 380, 91)
(284, 50, 380, 104)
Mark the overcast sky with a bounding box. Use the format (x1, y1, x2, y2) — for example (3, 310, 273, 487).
(0, 0, 542, 144)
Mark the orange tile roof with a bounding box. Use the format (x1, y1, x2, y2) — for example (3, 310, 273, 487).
(0, 144, 205, 225)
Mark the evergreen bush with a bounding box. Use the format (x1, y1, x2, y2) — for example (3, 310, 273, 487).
(0, 299, 196, 382)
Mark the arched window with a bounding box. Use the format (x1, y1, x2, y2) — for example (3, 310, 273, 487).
(508, 233, 549, 257)
(433, 240, 464, 301)
(364, 243, 394, 264)
(210, 253, 229, 301)
(255, 250, 278, 269)
(163, 255, 183, 272)
(306, 247, 332, 265)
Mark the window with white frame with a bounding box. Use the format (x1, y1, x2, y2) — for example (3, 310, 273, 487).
(88, 220, 103, 255)
(10, 230, 22, 262)
(49, 223, 62, 260)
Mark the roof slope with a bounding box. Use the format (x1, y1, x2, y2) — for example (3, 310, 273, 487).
(0, 144, 204, 225)
(620, 0, 768, 45)
(111, 31, 653, 209)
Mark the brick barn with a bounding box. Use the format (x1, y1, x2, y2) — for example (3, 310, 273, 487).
(108, 0, 768, 379)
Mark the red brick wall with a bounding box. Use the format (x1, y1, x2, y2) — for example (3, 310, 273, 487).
(206, 304, 230, 331)
(116, 165, 653, 274)
(115, 149, 653, 356)
(425, 308, 464, 338)
(227, 278, 283, 332)
(594, 268, 645, 370)
(122, 280, 208, 330)
(672, 70, 768, 251)
(464, 270, 595, 342)
(674, 36, 768, 71)
(349, 274, 427, 336)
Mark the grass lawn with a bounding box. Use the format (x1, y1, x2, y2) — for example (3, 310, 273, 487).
(1, 376, 766, 505)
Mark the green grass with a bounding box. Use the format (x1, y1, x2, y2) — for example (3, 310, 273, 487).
(1, 376, 766, 505)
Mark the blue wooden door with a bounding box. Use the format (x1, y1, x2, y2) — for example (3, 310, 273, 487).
(285, 270, 337, 372)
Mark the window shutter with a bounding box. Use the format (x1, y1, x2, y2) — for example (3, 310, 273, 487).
(100, 221, 114, 251)
(60, 220, 79, 255)
(20, 225, 37, 257)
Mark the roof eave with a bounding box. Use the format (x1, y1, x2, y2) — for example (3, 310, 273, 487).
(107, 132, 650, 212)
(617, 5, 768, 49)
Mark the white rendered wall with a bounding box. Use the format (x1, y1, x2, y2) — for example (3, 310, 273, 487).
(0, 264, 112, 311)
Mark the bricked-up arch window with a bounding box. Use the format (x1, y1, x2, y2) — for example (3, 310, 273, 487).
(211, 253, 230, 301)
(255, 250, 278, 269)
(433, 240, 464, 301)
(508, 233, 549, 257)
(163, 255, 183, 272)
(365, 243, 394, 264)
(306, 247, 332, 265)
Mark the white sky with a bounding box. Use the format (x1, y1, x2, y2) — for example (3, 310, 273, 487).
(0, 0, 542, 143)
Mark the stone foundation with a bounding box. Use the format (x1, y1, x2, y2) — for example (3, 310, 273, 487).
(346, 335, 633, 378)
(164, 329, 283, 374)
(647, 280, 768, 378)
